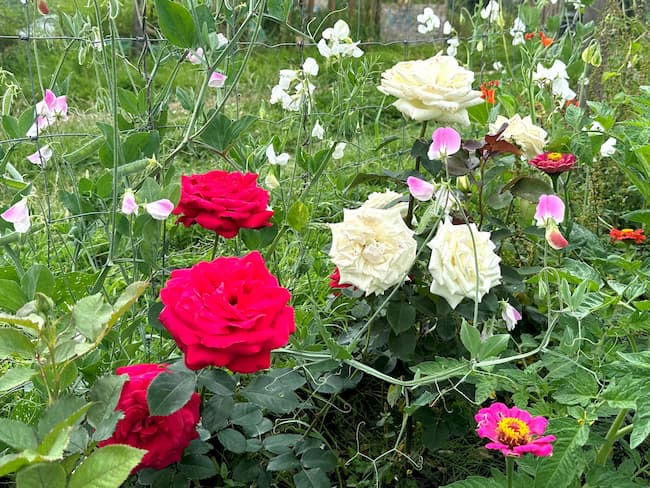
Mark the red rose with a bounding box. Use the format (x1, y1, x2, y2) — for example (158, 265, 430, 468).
(159, 251, 295, 373)
(98, 364, 200, 472)
(173, 170, 274, 238)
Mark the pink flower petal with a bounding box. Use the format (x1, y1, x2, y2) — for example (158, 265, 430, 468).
(26, 145, 52, 167)
(43, 89, 56, 109)
(145, 199, 174, 220)
(1, 199, 30, 233)
(121, 190, 139, 215)
(208, 72, 227, 88)
(546, 225, 569, 250)
(534, 194, 565, 226)
(406, 176, 434, 201)
(428, 127, 462, 159)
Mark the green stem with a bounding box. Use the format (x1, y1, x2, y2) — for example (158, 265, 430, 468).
(405, 121, 428, 227)
(210, 232, 219, 260)
(506, 456, 514, 488)
(594, 409, 629, 465)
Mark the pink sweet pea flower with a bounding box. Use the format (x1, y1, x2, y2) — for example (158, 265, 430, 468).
(500, 301, 522, 331)
(406, 176, 435, 201)
(121, 190, 139, 216)
(185, 48, 204, 64)
(26, 145, 52, 167)
(534, 194, 568, 250)
(428, 127, 461, 160)
(145, 199, 174, 220)
(208, 71, 227, 88)
(475, 402, 556, 457)
(27, 89, 68, 137)
(1, 199, 31, 233)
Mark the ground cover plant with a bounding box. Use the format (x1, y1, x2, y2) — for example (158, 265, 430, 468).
(1, 0, 650, 486)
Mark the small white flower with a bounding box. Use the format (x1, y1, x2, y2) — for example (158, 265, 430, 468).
(332, 142, 346, 160)
(186, 48, 204, 64)
(311, 120, 325, 140)
(480, 0, 500, 22)
(443, 21, 452, 35)
(26, 145, 52, 167)
(318, 20, 363, 59)
(493, 61, 504, 71)
(500, 301, 522, 331)
(510, 17, 526, 46)
(302, 57, 319, 77)
(446, 37, 459, 57)
(416, 7, 440, 34)
(600, 137, 617, 157)
(216, 33, 228, 48)
(266, 143, 290, 165)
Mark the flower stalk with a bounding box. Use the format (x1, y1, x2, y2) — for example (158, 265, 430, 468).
(506, 456, 514, 488)
(594, 408, 629, 465)
(405, 121, 428, 227)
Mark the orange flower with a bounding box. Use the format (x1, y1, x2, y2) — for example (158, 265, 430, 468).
(480, 80, 499, 105)
(524, 32, 535, 41)
(539, 32, 553, 47)
(610, 228, 645, 244)
(565, 98, 579, 107)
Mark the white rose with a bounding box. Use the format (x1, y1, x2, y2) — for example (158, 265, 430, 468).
(329, 207, 417, 295)
(427, 218, 501, 309)
(377, 52, 483, 125)
(489, 114, 547, 160)
(361, 189, 408, 217)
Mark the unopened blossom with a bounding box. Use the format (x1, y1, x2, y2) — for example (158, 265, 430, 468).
(443, 21, 452, 35)
(489, 114, 547, 160)
(317, 20, 363, 59)
(500, 301, 522, 331)
(266, 143, 290, 166)
(475, 402, 555, 457)
(329, 206, 417, 295)
(428, 127, 461, 160)
(264, 173, 280, 190)
(145, 199, 174, 220)
(216, 33, 229, 48)
(27, 89, 68, 137)
(529, 152, 577, 174)
(208, 71, 227, 88)
(26, 145, 52, 167)
(332, 142, 346, 160)
(1, 199, 30, 233)
(311, 120, 325, 140)
(480, 0, 499, 22)
(534, 194, 568, 250)
(417, 7, 440, 34)
(510, 17, 526, 45)
(121, 190, 139, 216)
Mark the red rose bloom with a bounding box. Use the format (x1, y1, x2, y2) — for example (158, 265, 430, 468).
(329, 267, 353, 290)
(159, 251, 295, 373)
(98, 364, 200, 472)
(173, 170, 274, 238)
(529, 152, 577, 174)
(610, 228, 645, 244)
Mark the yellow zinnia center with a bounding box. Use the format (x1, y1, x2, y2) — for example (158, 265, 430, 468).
(621, 228, 634, 233)
(496, 417, 531, 447)
(547, 152, 563, 161)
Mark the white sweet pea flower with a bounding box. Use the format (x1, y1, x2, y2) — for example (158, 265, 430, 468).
(417, 7, 441, 34)
(311, 120, 325, 140)
(480, 0, 499, 22)
(510, 17, 526, 46)
(332, 142, 346, 159)
(302, 57, 319, 77)
(266, 143, 290, 165)
(493, 61, 504, 71)
(447, 37, 459, 57)
(216, 33, 228, 48)
(600, 137, 617, 157)
(443, 21, 452, 35)
(318, 20, 363, 59)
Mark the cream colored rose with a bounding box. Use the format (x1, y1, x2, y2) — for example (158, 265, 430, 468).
(489, 114, 547, 160)
(330, 207, 417, 295)
(361, 189, 408, 217)
(427, 218, 501, 309)
(377, 52, 483, 125)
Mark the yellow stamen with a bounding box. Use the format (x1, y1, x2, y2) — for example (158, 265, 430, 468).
(496, 417, 531, 447)
(547, 152, 563, 161)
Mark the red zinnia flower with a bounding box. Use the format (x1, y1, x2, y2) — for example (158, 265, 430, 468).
(610, 228, 645, 244)
(539, 32, 553, 47)
(475, 402, 556, 457)
(529, 152, 577, 174)
(524, 32, 535, 41)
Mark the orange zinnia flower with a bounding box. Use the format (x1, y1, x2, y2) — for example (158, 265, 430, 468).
(610, 228, 645, 244)
(539, 32, 553, 47)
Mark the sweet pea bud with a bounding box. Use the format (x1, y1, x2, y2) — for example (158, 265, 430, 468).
(456, 175, 471, 193)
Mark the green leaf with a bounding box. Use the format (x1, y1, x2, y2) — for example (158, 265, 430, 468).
(154, 0, 197, 48)
(0, 419, 38, 450)
(287, 200, 309, 231)
(87, 374, 128, 438)
(293, 468, 331, 488)
(386, 300, 416, 335)
(37, 396, 89, 439)
(240, 226, 278, 251)
(16, 462, 66, 488)
(200, 113, 257, 152)
(478, 334, 510, 360)
(267, 451, 301, 471)
(506, 176, 554, 202)
(0, 366, 35, 392)
(202, 395, 234, 432)
(266, 0, 293, 20)
(68, 445, 146, 488)
(0, 328, 34, 359)
(630, 402, 650, 449)
(460, 321, 482, 357)
(20, 265, 54, 301)
(197, 368, 236, 396)
(0, 279, 27, 313)
(177, 453, 217, 480)
(18, 108, 35, 136)
(217, 429, 246, 454)
(72, 293, 113, 342)
(300, 448, 337, 471)
(0, 452, 37, 478)
(241, 375, 301, 414)
(441, 477, 502, 488)
(2, 115, 20, 139)
(147, 367, 196, 416)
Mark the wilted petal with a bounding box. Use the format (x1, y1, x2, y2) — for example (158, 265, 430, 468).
(121, 190, 139, 215)
(534, 194, 565, 226)
(145, 199, 174, 220)
(1, 199, 30, 233)
(26, 145, 52, 167)
(406, 176, 434, 201)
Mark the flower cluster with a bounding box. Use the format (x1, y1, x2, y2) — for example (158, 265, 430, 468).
(159, 251, 295, 373)
(610, 228, 645, 244)
(416, 7, 452, 35)
(173, 170, 273, 238)
(378, 53, 483, 125)
(480, 0, 500, 22)
(270, 57, 319, 112)
(99, 364, 201, 472)
(533, 60, 576, 101)
(475, 402, 556, 457)
(27, 89, 68, 138)
(510, 17, 526, 45)
(317, 20, 363, 59)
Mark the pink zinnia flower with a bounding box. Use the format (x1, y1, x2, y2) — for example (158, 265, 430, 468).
(428, 127, 461, 160)
(529, 152, 576, 174)
(475, 402, 556, 457)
